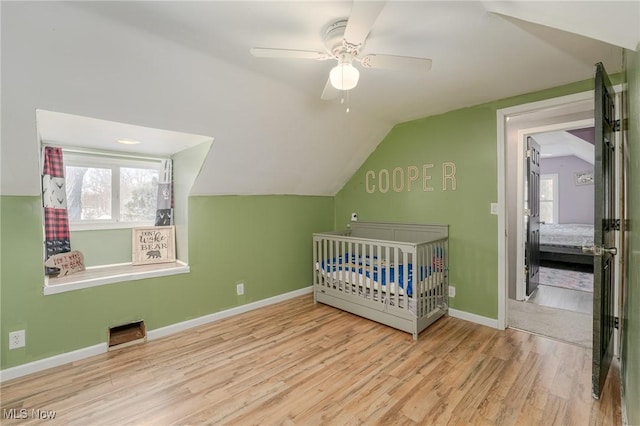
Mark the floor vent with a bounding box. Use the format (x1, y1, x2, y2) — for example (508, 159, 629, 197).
(108, 320, 146, 350)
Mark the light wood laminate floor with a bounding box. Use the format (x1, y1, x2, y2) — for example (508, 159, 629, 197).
(1, 295, 621, 425)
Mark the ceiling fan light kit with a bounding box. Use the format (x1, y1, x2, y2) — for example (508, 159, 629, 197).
(330, 55, 360, 91)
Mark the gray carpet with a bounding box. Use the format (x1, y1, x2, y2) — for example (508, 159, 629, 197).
(538, 266, 593, 292)
(508, 299, 592, 348)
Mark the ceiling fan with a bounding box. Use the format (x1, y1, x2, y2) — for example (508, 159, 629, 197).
(250, 1, 432, 100)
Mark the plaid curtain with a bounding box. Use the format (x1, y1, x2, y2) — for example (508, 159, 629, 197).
(155, 159, 173, 226)
(42, 146, 71, 274)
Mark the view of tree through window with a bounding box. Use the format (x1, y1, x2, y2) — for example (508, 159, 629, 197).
(67, 166, 112, 221)
(121, 167, 159, 222)
(64, 153, 161, 226)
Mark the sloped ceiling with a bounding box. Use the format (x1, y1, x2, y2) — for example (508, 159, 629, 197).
(535, 130, 595, 165)
(36, 110, 213, 158)
(483, 1, 640, 50)
(1, 1, 635, 196)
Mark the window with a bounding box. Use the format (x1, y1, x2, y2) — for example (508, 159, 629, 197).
(36, 110, 212, 295)
(540, 174, 558, 224)
(64, 151, 164, 229)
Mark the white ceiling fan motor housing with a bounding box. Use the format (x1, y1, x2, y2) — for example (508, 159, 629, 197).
(324, 19, 361, 57)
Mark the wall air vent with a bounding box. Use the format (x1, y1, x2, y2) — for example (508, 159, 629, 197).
(108, 320, 146, 350)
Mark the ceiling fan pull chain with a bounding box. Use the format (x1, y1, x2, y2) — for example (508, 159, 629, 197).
(340, 94, 350, 113)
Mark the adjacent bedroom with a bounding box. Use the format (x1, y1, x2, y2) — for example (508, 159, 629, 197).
(531, 127, 595, 315)
(507, 118, 598, 349)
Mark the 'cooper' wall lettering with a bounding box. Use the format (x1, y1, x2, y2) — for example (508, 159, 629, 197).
(365, 162, 457, 194)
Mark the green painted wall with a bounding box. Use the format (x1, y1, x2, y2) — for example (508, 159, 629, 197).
(335, 106, 498, 318)
(622, 47, 640, 426)
(0, 195, 333, 369)
(71, 229, 132, 266)
(335, 79, 600, 319)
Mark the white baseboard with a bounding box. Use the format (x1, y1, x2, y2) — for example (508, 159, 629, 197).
(0, 343, 108, 383)
(0, 286, 313, 383)
(448, 308, 499, 329)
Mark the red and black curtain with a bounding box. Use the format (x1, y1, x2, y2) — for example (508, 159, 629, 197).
(42, 146, 71, 274)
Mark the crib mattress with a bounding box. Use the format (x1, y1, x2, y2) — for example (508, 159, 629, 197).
(315, 253, 444, 297)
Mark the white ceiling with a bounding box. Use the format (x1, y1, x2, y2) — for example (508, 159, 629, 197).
(37, 110, 213, 157)
(67, 0, 629, 124)
(2, 1, 638, 196)
(534, 130, 595, 164)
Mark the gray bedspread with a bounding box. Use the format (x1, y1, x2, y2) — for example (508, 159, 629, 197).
(539, 223, 594, 248)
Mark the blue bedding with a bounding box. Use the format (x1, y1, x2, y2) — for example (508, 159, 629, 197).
(320, 252, 444, 297)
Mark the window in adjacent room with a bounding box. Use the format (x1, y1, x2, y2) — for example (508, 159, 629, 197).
(63, 150, 165, 230)
(540, 174, 558, 224)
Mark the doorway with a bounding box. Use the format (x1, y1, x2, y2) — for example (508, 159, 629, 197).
(498, 87, 621, 353)
(519, 124, 596, 312)
(496, 91, 597, 347)
(513, 124, 596, 347)
(498, 66, 623, 399)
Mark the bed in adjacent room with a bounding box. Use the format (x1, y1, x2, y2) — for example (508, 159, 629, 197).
(539, 223, 594, 266)
(313, 221, 448, 340)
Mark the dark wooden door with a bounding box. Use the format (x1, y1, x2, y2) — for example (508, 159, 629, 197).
(526, 136, 541, 297)
(592, 62, 617, 399)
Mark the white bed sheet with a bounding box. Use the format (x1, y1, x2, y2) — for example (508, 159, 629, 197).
(315, 263, 443, 296)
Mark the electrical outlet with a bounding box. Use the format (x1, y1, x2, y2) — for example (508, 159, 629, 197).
(448, 286, 456, 298)
(236, 283, 244, 296)
(9, 330, 25, 350)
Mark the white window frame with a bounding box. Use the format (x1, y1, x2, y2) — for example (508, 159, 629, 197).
(63, 150, 166, 231)
(540, 173, 558, 224)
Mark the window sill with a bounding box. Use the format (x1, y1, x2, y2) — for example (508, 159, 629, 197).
(44, 261, 190, 295)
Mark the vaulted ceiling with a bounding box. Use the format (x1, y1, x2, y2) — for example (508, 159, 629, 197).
(535, 128, 595, 165)
(1, 1, 637, 196)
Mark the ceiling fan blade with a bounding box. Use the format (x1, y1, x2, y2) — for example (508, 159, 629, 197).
(344, 1, 385, 46)
(360, 54, 433, 72)
(321, 77, 340, 100)
(250, 48, 331, 61)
